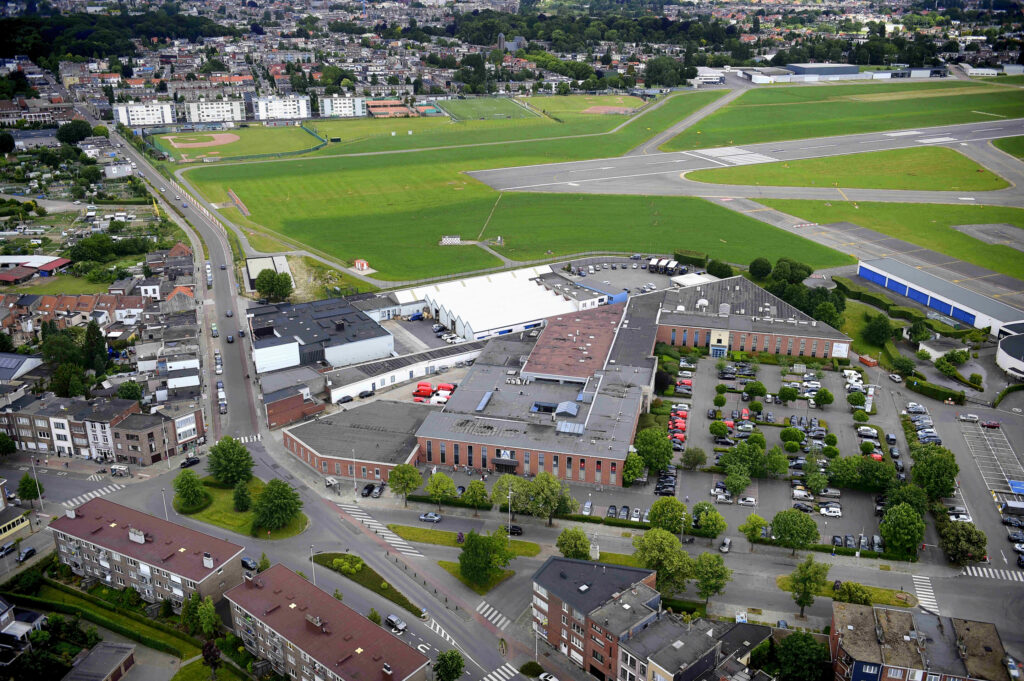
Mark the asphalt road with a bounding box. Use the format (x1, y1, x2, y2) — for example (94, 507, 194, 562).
(470, 118, 1024, 207)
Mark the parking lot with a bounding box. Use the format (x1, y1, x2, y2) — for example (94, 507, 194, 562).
(565, 256, 686, 295)
(958, 422, 1023, 495)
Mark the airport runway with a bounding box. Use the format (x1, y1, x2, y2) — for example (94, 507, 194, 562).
(470, 118, 1024, 207)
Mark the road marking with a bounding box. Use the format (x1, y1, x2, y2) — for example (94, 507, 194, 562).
(429, 619, 456, 644)
(481, 663, 519, 681)
(971, 111, 1006, 117)
(798, 144, 837, 150)
(63, 484, 125, 508)
(885, 131, 922, 137)
(337, 504, 424, 556)
(962, 565, 1024, 581)
(569, 166, 613, 173)
(87, 473, 106, 482)
(970, 127, 1002, 133)
(681, 151, 729, 167)
(917, 137, 957, 143)
(911, 575, 939, 613)
(837, 188, 850, 202)
(475, 600, 510, 630)
(237, 434, 262, 444)
(958, 197, 976, 201)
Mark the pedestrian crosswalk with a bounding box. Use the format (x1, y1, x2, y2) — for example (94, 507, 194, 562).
(961, 565, 1024, 581)
(337, 504, 423, 557)
(428, 618, 455, 645)
(911, 575, 939, 613)
(63, 484, 124, 508)
(481, 663, 518, 681)
(476, 600, 510, 630)
(237, 434, 262, 444)
(87, 473, 106, 482)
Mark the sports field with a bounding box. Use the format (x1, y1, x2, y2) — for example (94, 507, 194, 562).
(156, 125, 319, 161)
(521, 94, 646, 115)
(759, 199, 1024, 280)
(687, 147, 1010, 191)
(183, 90, 853, 280)
(437, 97, 536, 120)
(663, 80, 1024, 150)
(993, 135, 1024, 160)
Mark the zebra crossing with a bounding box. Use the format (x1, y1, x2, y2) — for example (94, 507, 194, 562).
(237, 434, 262, 444)
(63, 484, 124, 509)
(911, 575, 939, 613)
(475, 600, 510, 630)
(87, 473, 106, 482)
(961, 565, 1024, 581)
(428, 618, 455, 645)
(480, 663, 518, 681)
(337, 504, 423, 557)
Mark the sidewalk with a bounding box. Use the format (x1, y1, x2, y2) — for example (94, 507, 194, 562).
(5, 450, 179, 482)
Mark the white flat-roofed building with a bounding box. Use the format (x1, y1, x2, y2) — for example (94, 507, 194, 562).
(114, 101, 175, 127)
(183, 99, 245, 123)
(253, 95, 310, 121)
(320, 95, 367, 118)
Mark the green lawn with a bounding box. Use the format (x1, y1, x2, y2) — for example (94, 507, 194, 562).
(386, 524, 541, 556)
(156, 125, 320, 161)
(664, 81, 1024, 150)
(760, 199, 1024, 281)
(171, 660, 243, 681)
(979, 75, 1024, 85)
(36, 585, 201, 658)
(314, 552, 422, 615)
(176, 477, 308, 540)
(993, 135, 1024, 160)
(437, 560, 514, 596)
(438, 98, 537, 120)
(521, 94, 646, 114)
(11, 275, 108, 294)
(842, 300, 906, 358)
(687, 147, 1009, 191)
(183, 89, 850, 281)
(775, 574, 917, 607)
(597, 551, 641, 567)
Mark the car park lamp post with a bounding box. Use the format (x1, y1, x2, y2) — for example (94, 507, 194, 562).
(351, 448, 358, 502)
(29, 456, 45, 514)
(310, 544, 316, 586)
(507, 486, 513, 545)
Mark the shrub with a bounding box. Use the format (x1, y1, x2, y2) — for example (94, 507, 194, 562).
(905, 378, 965, 404)
(994, 383, 1024, 408)
(968, 373, 982, 387)
(520, 661, 545, 677)
(332, 555, 364, 575)
(405, 494, 492, 511)
(172, 490, 213, 515)
(916, 349, 931, 360)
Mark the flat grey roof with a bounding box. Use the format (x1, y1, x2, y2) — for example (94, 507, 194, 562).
(61, 642, 135, 681)
(862, 258, 1024, 323)
(532, 557, 654, 614)
(250, 298, 389, 350)
(325, 340, 487, 388)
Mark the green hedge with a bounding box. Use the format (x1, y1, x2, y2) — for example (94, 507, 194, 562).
(994, 383, 1024, 408)
(173, 490, 213, 514)
(661, 597, 706, 616)
(888, 306, 925, 322)
(93, 198, 151, 205)
(832, 277, 895, 311)
(673, 249, 708, 267)
(905, 378, 965, 405)
(406, 494, 492, 511)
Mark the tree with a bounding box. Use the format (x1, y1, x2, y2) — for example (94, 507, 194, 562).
(462, 480, 488, 516)
(779, 427, 804, 444)
(649, 496, 687, 534)
(834, 581, 872, 605)
(425, 472, 456, 510)
(197, 596, 218, 637)
(173, 470, 205, 508)
(749, 257, 772, 279)
(181, 592, 202, 634)
(258, 552, 270, 572)
(909, 319, 931, 343)
(724, 465, 751, 496)
(271, 272, 293, 301)
(0, 131, 13, 154)
(528, 472, 578, 525)
(777, 632, 830, 681)
(681, 447, 706, 471)
(207, 437, 254, 486)
(766, 447, 789, 477)
(803, 471, 828, 496)
(789, 555, 830, 617)
(749, 401, 763, 415)
(458, 529, 514, 586)
(233, 480, 251, 512)
(814, 388, 834, 408)
(778, 386, 798, 403)
(744, 381, 767, 398)
(17, 473, 42, 508)
(556, 527, 590, 559)
(635, 428, 672, 473)
(632, 529, 692, 593)
(864, 314, 893, 346)
(202, 639, 221, 681)
(622, 451, 644, 485)
(51, 363, 87, 398)
(56, 119, 93, 145)
(891, 356, 916, 376)
(824, 433, 838, 447)
(252, 479, 302, 531)
(692, 552, 731, 604)
(254, 269, 279, 300)
(860, 441, 876, 455)
(886, 482, 928, 517)
(853, 409, 869, 423)
(490, 474, 531, 518)
(115, 380, 142, 401)
(388, 464, 422, 507)
(434, 650, 465, 681)
(912, 448, 959, 500)
(691, 503, 727, 541)
(707, 260, 733, 278)
(847, 391, 866, 408)
(880, 503, 925, 557)
(738, 514, 768, 549)
(940, 521, 987, 566)
(709, 421, 729, 438)
(92, 125, 109, 138)
(713, 394, 726, 408)
(772, 509, 818, 555)
(0, 433, 16, 456)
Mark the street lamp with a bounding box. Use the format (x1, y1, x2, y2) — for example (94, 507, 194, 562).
(161, 488, 169, 521)
(310, 544, 316, 586)
(507, 485, 513, 544)
(351, 448, 358, 501)
(28, 456, 44, 514)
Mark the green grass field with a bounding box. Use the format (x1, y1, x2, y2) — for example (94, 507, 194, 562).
(842, 299, 905, 357)
(687, 147, 1010, 191)
(184, 90, 859, 281)
(438, 97, 537, 120)
(760, 199, 1024, 280)
(156, 125, 320, 161)
(993, 135, 1024, 160)
(12, 275, 108, 294)
(521, 94, 646, 114)
(980, 75, 1024, 85)
(438, 560, 514, 595)
(664, 80, 1024, 150)
(176, 477, 308, 539)
(387, 524, 541, 556)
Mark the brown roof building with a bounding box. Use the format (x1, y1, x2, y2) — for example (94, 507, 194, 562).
(226, 564, 429, 681)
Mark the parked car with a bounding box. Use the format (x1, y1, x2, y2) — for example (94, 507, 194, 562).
(418, 513, 442, 523)
(180, 456, 201, 468)
(606, 505, 618, 518)
(844, 535, 855, 548)
(358, 390, 375, 399)
(385, 614, 408, 633)
(618, 506, 630, 520)
(715, 494, 733, 505)
(508, 525, 524, 536)
(820, 506, 842, 518)
(792, 503, 813, 513)
(888, 374, 903, 383)
(719, 537, 732, 553)
(16, 547, 35, 563)
(372, 484, 385, 498)
(241, 556, 259, 571)
(738, 497, 756, 507)
(361, 483, 375, 497)
(582, 500, 593, 516)
(982, 420, 1002, 429)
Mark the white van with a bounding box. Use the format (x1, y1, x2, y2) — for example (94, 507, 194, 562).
(819, 488, 841, 499)
(588, 265, 595, 274)
(430, 395, 449, 405)
(958, 413, 979, 423)
(792, 489, 814, 501)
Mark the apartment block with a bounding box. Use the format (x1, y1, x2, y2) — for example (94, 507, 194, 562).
(253, 95, 310, 121)
(183, 99, 245, 123)
(111, 412, 178, 466)
(113, 101, 175, 127)
(320, 96, 367, 118)
(225, 564, 429, 681)
(49, 498, 245, 611)
(0, 394, 140, 460)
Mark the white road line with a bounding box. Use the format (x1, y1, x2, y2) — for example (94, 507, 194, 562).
(483, 664, 518, 681)
(798, 144, 837, 150)
(569, 166, 613, 173)
(682, 151, 729, 167)
(911, 575, 939, 612)
(917, 136, 957, 143)
(885, 131, 922, 137)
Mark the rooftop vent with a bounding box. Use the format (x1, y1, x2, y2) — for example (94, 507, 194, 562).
(202, 552, 214, 569)
(578, 584, 590, 593)
(65, 509, 76, 519)
(128, 527, 146, 544)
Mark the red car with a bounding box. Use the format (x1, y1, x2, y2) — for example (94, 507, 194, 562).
(672, 410, 688, 419)
(671, 422, 687, 432)
(671, 433, 686, 442)
(741, 408, 750, 421)
(981, 420, 1001, 429)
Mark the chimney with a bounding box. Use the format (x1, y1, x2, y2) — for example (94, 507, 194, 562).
(202, 552, 214, 569)
(382, 663, 393, 677)
(65, 508, 76, 519)
(128, 527, 146, 544)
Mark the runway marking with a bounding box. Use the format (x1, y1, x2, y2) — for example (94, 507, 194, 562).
(970, 127, 1002, 132)
(972, 111, 1006, 117)
(566, 182, 579, 187)
(682, 151, 729, 167)
(917, 136, 957, 143)
(958, 197, 976, 201)
(646, 159, 687, 165)
(885, 131, 922, 137)
(798, 144, 837, 150)
(569, 166, 613, 173)
(837, 188, 850, 202)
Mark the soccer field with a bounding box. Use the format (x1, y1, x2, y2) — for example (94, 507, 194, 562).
(664, 80, 1024, 150)
(155, 125, 321, 161)
(437, 98, 537, 120)
(182, 89, 853, 281)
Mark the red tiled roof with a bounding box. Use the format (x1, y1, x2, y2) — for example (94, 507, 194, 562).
(0, 266, 36, 282)
(226, 565, 428, 681)
(166, 286, 194, 301)
(37, 258, 70, 272)
(49, 498, 244, 582)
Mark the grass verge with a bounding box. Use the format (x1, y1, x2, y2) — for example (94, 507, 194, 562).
(687, 147, 1009, 191)
(597, 551, 641, 567)
(11, 276, 108, 294)
(386, 524, 540, 557)
(313, 552, 422, 615)
(841, 300, 907, 357)
(993, 135, 1024, 160)
(176, 477, 308, 540)
(171, 659, 244, 681)
(437, 560, 514, 596)
(775, 575, 917, 607)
